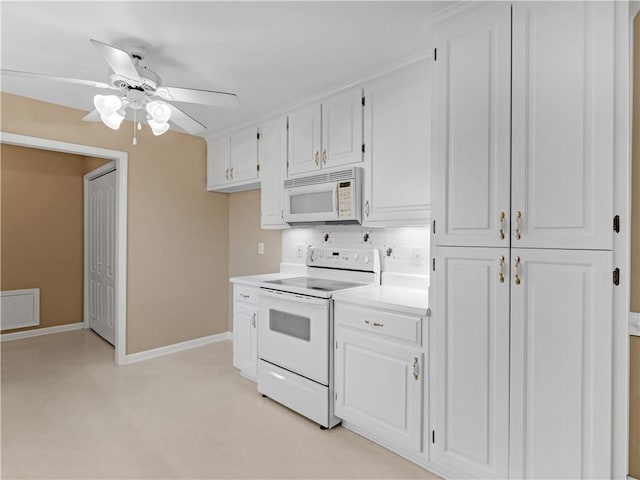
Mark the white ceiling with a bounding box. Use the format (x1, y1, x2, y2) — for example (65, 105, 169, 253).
(0, 1, 449, 137)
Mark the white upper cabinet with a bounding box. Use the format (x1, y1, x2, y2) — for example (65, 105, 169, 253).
(287, 87, 363, 177)
(511, 2, 614, 250)
(259, 117, 288, 229)
(430, 246, 510, 479)
(207, 126, 259, 192)
(431, 3, 511, 247)
(509, 248, 612, 479)
(362, 60, 431, 227)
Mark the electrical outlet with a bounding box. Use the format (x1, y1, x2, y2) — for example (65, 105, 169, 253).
(258, 242, 265, 255)
(411, 247, 425, 265)
(296, 245, 304, 258)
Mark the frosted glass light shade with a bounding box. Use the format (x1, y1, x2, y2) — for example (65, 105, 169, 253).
(148, 118, 170, 136)
(145, 101, 171, 123)
(94, 95, 122, 116)
(100, 111, 125, 130)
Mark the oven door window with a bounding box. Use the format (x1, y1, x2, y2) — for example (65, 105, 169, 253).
(269, 309, 310, 341)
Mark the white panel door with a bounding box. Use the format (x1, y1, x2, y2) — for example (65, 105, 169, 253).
(509, 248, 612, 479)
(432, 4, 511, 247)
(207, 135, 230, 189)
(430, 246, 510, 478)
(88, 170, 116, 345)
(363, 60, 431, 226)
(335, 329, 423, 453)
(233, 302, 257, 376)
(511, 2, 614, 250)
(259, 117, 288, 228)
(229, 125, 259, 183)
(287, 103, 322, 177)
(321, 87, 363, 170)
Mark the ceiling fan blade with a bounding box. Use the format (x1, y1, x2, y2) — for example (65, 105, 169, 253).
(90, 39, 141, 83)
(0, 69, 115, 90)
(82, 110, 101, 122)
(159, 86, 239, 108)
(167, 103, 207, 135)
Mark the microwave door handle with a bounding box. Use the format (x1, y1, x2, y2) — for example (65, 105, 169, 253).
(333, 184, 339, 219)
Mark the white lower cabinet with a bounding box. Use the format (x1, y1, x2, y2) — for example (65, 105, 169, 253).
(334, 302, 425, 454)
(232, 285, 258, 381)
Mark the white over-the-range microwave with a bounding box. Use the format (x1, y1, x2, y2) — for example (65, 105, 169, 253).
(283, 167, 362, 225)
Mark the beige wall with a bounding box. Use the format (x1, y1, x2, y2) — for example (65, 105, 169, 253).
(1, 92, 229, 354)
(1, 145, 86, 331)
(228, 189, 282, 330)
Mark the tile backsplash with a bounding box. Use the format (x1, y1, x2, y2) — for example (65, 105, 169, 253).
(282, 225, 430, 276)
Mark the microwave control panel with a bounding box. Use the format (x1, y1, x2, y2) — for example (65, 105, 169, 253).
(337, 181, 352, 218)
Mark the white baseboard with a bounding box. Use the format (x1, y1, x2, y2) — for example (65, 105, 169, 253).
(630, 312, 640, 337)
(0, 322, 84, 342)
(125, 331, 231, 364)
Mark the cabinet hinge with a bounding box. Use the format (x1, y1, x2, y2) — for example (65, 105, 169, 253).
(434, 48, 437, 61)
(432, 220, 436, 234)
(432, 258, 436, 272)
(362, 144, 365, 154)
(426, 307, 431, 318)
(432, 430, 436, 444)
(335, 341, 338, 350)
(613, 268, 620, 286)
(286, 118, 289, 130)
(257, 164, 260, 172)
(361, 96, 365, 106)
(335, 391, 338, 401)
(257, 132, 261, 140)
(613, 215, 620, 233)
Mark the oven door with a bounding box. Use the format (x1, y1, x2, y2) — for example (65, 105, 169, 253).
(257, 288, 330, 385)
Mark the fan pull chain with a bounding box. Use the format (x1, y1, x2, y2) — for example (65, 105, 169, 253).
(132, 109, 137, 146)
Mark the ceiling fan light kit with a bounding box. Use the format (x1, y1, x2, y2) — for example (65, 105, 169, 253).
(0, 38, 240, 144)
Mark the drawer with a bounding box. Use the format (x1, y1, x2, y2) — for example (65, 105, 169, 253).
(234, 285, 257, 305)
(334, 302, 422, 345)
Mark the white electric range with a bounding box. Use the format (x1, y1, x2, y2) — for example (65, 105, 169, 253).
(257, 247, 380, 429)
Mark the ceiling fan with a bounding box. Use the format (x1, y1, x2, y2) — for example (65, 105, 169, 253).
(1, 39, 239, 142)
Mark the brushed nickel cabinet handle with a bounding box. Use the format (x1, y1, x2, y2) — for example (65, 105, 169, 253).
(365, 200, 370, 217)
(225, 168, 229, 180)
(252, 313, 256, 328)
(499, 211, 505, 240)
(514, 256, 521, 285)
(413, 357, 419, 380)
(373, 322, 384, 327)
(515, 211, 522, 240)
(314, 151, 319, 166)
(499, 255, 505, 284)
(229, 167, 234, 179)
(322, 148, 327, 165)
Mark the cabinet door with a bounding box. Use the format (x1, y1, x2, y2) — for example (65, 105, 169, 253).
(259, 118, 288, 229)
(335, 329, 423, 453)
(229, 126, 259, 183)
(321, 87, 363, 170)
(287, 103, 322, 177)
(207, 135, 230, 189)
(509, 248, 612, 479)
(430, 246, 510, 478)
(511, 2, 614, 250)
(363, 61, 431, 226)
(233, 302, 257, 378)
(431, 4, 511, 247)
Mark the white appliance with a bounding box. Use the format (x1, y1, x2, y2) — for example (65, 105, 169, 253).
(283, 167, 362, 225)
(257, 247, 380, 429)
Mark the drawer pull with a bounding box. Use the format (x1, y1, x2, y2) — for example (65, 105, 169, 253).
(364, 320, 384, 327)
(412, 357, 419, 380)
(240, 293, 250, 298)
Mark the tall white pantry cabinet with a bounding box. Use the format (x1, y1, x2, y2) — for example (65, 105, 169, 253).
(430, 2, 617, 479)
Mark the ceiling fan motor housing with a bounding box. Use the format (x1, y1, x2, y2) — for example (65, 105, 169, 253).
(109, 66, 160, 93)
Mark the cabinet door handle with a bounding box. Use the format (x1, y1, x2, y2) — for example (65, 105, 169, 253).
(514, 256, 521, 285)
(499, 255, 505, 284)
(322, 148, 327, 165)
(225, 168, 229, 180)
(229, 167, 234, 180)
(499, 211, 505, 240)
(373, 322, 384, 327)
(515, 210, 522, 240)
(365, 200, 370, 217)
(314, 151, 320, 166)
(412, 357, 419, 381)
(240, 293, 250, 298)
(252, 313, 256, 328)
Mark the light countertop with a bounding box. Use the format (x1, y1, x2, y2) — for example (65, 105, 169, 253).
(332, 285, 429, 317)
(229, 272, 299, 287)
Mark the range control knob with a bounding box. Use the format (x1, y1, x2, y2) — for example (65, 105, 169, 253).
(319, 251, 325, 258)
(354, 253, 360, 261)
(310, 251, 318, 262)
(363, 256, 370, 264)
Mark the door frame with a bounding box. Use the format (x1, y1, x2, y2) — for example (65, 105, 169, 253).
(0, 132, 128, 365)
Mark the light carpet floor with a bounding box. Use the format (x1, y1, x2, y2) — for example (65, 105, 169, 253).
(1, 329, 439, 479)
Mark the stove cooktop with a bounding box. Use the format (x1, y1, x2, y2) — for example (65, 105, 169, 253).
(264, 276, 366, 292)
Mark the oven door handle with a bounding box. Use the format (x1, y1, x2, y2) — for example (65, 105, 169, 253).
(258, 288, 330, 307)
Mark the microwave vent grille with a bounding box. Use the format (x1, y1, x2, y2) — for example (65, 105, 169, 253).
(284, 168, 355, 188)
